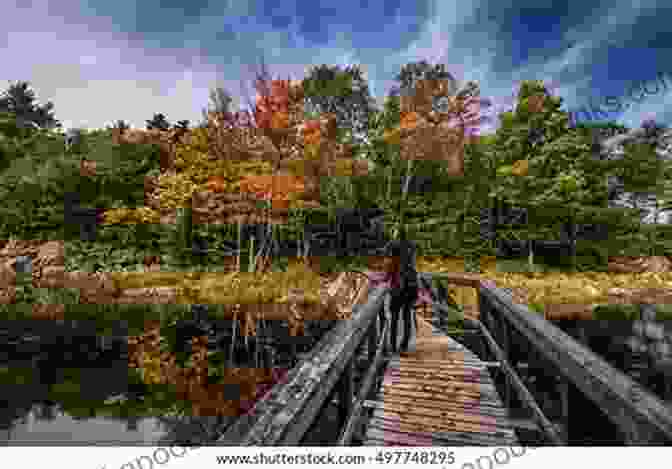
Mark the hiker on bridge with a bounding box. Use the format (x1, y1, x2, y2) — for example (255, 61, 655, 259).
(384, 224, 419, 354)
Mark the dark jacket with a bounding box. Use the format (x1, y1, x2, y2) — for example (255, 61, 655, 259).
(385, 237, 419, 296)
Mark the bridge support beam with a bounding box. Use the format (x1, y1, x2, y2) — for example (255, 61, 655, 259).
(368, 320, 378, 364)
(499, 317, 512, 409)
(557, 377, 569, 442)
(338, 360, 354, 425)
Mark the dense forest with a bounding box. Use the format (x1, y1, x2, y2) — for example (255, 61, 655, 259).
(2, 59, 672, 440)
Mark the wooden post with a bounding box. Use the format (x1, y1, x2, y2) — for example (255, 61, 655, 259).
(368, 320, 378, 364)
(558, 376, 569, 441)
(263, 343, 274, 369)
(501, 319, 512, 409)
(477, 290, 490, 361)
(477, 319, 564, 445)
(338, 359, 354, 425)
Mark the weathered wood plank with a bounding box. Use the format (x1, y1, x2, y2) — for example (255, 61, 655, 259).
(365, 396, 511, 419)
(364, 426, 435, 446)
(380, 392, 504, 412)
(387, 360, 502, 370)
(366, 418, 518, 446)
(390, 356, 486, 367)
(384, 368, 496, 382)
(382, 380, 501, 400)
(369, 400, 519, 430)
(369, 411, 517, 439)
(388, 359, 494, 369)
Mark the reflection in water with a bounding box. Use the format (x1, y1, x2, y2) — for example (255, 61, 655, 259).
(557, 316, 672, 402)
(5, 404, 174, 444)
(1, 312, 332, 445)
(0, 337, 187, 445)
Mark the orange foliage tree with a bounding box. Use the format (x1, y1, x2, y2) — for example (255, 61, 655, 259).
(382, 77, 491, 230)
(201, 57, 368, 270)
(390, 78, 489, 172)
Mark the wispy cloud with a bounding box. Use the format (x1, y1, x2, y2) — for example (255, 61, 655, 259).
(3, 0, 669, 132)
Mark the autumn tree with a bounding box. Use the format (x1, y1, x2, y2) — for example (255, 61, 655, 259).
(301, 64, 379, 153)
(392, 60, 462, 114)
(200, 86, 235, 127)
(382, 68, 491, 242)
(365, 93, 402, 168)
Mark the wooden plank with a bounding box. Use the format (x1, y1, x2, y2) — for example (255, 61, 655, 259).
(389, 357, 486, 368)
(364, 426, 435, 446)
(391, 356, 485, 364)
(391, 360, 493, 372)
(380, 390, 504, 409)
(382, 380, 500, 400)
(367, 400, 518, 430)
(382, 381, 500, 400)
(383, 369, 496, 383)
(364, 397, 511, 419)
(382, 375, 495, 396)
(382, 389, 501, 407)
(394, 360, 502, 370)
(375, 391, 506, 411)
(366, 418, 517, 446)
(368, 412, 518, 441)
(396, 360, 500, 370)
(389, 361, 493, 371)
(369, 407, 517, 438)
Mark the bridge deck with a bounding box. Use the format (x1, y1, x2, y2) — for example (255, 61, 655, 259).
(362, 309, 518, 446)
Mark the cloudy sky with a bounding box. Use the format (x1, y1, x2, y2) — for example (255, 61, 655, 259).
(3, 0, 670, 133)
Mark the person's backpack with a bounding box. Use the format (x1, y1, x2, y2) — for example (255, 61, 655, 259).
(385, 238, 418, 295)
(398, 239, 419, 294)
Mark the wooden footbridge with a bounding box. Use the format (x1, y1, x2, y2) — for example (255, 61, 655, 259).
(217, 272, 672, 446)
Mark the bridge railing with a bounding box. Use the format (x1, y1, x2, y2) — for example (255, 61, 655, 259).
(216, 285, 390, 446)
(421, 271, 672, 445)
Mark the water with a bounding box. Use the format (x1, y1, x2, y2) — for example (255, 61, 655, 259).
(1, 406, 173, 445)
(554, 314, 672, 402)
(0, 353, 181, 445)
(0, 317, 338, 445)
(1, 323, 227, 445)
